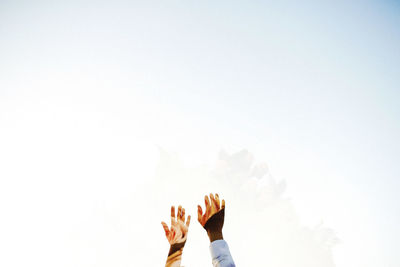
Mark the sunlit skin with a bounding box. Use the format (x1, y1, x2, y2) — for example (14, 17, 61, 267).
(197, 193, 225, 227)
(161, 205, 191, 245)
(161, 205, 191, 267)
(161, 194, 227, 267)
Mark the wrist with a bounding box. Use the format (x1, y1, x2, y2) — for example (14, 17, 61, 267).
(207, 230, 223, 242)
(168, 242, 185, 256)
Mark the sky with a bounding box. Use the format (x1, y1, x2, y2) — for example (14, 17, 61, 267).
(0, 1, 399, 266)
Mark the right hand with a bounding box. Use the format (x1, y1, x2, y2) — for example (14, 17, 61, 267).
(197, 193, 226, 242)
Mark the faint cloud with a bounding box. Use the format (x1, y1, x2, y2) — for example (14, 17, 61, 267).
(155, 148, 339, 267)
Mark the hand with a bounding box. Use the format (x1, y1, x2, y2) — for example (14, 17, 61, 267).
(161, 205, 191, 255)
(197, 193, 225, 242)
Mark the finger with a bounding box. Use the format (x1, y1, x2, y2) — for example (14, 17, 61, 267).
(221, 199, 225, 209)
(215, 193, 221, 210)
(178, 205, 183, 221)
(210, 193, 217, 214)
(161, 221, 170, 237)
(171, 206, 176, 224)
(205, 195, 211, 219)
(182, 208, 186, 221)
(186, 215, 191, 227)
(205, 195, 211, 210)
(197, 205, 203, 224)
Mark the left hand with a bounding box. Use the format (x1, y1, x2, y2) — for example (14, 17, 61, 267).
(161, 205, 191, 246)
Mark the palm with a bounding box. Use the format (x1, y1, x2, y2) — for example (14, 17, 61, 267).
(162, 205, 191, 245)
(167, 220, 188, 244)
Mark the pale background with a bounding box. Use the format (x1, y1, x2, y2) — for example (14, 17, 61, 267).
(0, 1, 399, 266)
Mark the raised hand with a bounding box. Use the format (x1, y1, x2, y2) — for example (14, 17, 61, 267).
(197, 193, 226, 242)
(161, 205, 191, 245)
(161, 205, 191, 259)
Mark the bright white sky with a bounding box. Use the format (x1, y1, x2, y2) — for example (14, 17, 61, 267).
(0, 1, 399, 267)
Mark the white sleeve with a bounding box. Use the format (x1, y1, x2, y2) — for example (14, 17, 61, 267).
(209, 240, 236, 267)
